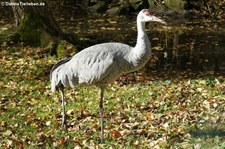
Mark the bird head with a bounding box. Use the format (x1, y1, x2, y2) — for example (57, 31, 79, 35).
(138, 9, 166, 24)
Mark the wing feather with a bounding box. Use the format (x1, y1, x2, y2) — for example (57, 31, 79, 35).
(76, 50, 116, 84)
(64, 42, 132, 85)
(67, 44, 123, 84)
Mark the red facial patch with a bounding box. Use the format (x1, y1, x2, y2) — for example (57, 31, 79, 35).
(144, 10, 153, 16)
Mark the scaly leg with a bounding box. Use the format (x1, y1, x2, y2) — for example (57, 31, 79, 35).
(99, 87, 105, 143)
(60, 87, 67, 129)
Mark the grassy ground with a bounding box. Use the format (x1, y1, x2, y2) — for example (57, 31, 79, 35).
(0, 47, 225, 148)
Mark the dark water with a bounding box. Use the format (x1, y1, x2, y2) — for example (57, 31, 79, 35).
(150, 28, 225, 74)
(60, 15, 225, 76)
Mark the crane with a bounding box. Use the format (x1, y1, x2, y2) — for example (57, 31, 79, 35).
(50, 9, 166, 143)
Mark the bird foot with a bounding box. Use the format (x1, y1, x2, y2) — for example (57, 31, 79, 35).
(61, 121, 68, 132)
(100, 140, 104, 144)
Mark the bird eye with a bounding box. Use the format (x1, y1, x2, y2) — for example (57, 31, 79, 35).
(144, 10, 153, 16)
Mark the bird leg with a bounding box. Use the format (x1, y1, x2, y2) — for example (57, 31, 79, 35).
(99, 87, 105, 143)
(60, 86, 67, 130)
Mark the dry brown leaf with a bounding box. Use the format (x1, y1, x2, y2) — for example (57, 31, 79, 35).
(59, 137, 66, 145)
(92, 123, 98, 129)
(14, 141, 23, 149)
(112, 129, 122, 138)
(27, 115, 34, 121)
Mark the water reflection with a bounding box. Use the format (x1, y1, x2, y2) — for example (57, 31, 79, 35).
(154, 30, 225, 74)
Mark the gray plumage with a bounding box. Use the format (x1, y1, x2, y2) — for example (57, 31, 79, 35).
(50, 9, 166, 143)
(50, 57, 72, 91)
(51, 42, 149, 91)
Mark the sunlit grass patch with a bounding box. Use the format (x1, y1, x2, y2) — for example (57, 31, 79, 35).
(0, 48, 225, 148)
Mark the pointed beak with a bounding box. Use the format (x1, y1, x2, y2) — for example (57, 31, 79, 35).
(152, 16, 166, 25)
(152, 16, 167, 25)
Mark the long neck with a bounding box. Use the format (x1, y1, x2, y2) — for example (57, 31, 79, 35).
(122, 18, 151, 72)
(134, 20, 150, 51)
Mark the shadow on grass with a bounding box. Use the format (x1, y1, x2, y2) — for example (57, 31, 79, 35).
(189, 123, 225, 138)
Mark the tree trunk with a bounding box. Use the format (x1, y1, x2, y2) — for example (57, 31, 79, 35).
(11, 0, 24, 26)
(10, 0, 77, 48)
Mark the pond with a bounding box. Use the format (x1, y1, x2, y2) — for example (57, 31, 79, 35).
(57, 13, 225, 77)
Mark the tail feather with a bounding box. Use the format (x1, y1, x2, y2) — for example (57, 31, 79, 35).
(50, 57, 72, 92)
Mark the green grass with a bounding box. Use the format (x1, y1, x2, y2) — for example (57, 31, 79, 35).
(0, 47, 225, 148)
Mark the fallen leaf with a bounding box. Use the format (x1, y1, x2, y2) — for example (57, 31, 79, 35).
(3, 130, 12, 137)
(59, 137, 66, 145)
(112, 129, 122, 138)
(36, 132, 44, 140)
(67, 109, 74, 115)
(14, 140, 23, 149)
(46, 121, 51, 126)
(27, 115, 34, 121)
(92, 123, 98, 129)
(74, 145, 82, 149)
(6, 139, 13, 148)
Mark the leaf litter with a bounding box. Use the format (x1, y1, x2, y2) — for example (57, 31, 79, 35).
(0, 47, 225, 148)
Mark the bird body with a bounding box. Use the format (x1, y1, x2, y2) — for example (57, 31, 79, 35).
(50, 9, 166, 143)
(51, 41, 151, 92)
